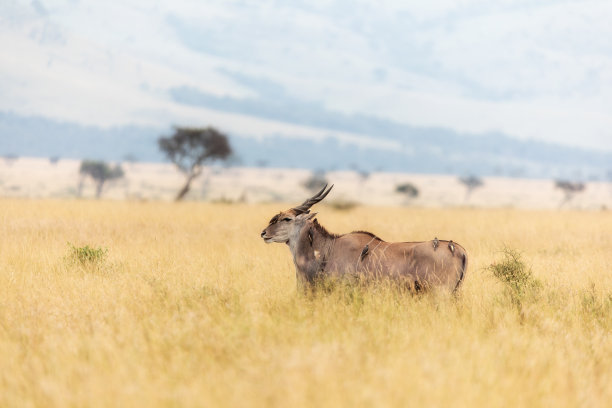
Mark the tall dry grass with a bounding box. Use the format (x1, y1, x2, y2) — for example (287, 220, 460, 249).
(0, 199, 611, 407)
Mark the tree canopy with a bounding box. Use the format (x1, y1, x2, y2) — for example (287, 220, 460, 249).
(79, 160, 124, 198)
(158, 127, 232, 174)
(158, 126, 233, 201)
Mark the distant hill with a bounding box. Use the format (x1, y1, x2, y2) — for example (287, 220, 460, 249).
(1, 111, 611, 180)
(1, 1, 611, 181)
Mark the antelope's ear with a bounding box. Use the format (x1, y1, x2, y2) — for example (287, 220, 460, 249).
(307, 212, 318, 220)
(296, 212, 315, 221)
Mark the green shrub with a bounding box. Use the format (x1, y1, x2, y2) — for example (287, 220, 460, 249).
(67, 243, 108, 266)
(488, 248, 541, 310)
(395, 183, 419, 198)
(302, 171, 329, 193)
(580, 285, 612, 327)
(328, 200, 358, 211)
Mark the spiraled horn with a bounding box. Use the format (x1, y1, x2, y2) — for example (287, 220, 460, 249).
(293, 184, 334, 213)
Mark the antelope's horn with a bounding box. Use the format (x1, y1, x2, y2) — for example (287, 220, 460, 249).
(293, 184, 334, 213)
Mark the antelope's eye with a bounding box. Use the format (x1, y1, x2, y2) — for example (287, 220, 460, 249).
(282, 218, 292, 222)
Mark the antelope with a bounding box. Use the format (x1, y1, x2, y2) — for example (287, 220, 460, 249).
(260, 185, 468, 292)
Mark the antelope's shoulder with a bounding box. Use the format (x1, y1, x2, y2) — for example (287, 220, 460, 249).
(346, 230, 384, 241)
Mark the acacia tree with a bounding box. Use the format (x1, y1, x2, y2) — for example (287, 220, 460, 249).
(395, 182, 419, 205)
(158, 127, 232, 201)
(459, 175, 484, 201)
(79, 160, 124, 198)
(302, 170, 329, 194)
(555, 180, 585, 208)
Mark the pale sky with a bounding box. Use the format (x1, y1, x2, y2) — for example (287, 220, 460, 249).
(1, 0, 611, 151)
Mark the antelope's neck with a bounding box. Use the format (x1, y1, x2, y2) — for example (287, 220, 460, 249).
(288, 222, 334, 281)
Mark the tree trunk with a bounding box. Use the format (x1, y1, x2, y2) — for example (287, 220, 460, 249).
(175, 171, 199, 201)
(95, 180, 104, 199)
(77, 177, 84, 197)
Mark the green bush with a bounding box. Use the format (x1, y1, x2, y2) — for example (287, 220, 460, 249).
(395, 183, 419, 198)
(328, 200, 358, 211)
(488, 248, 541, 310)
(67, 243, 108, 266)
(580, 285, 612, 327)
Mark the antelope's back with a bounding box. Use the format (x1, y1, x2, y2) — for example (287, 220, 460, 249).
(382, 240, 467, 291)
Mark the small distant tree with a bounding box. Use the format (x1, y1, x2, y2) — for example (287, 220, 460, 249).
(123, 153, 138, 167)
(158, 126, 232, 201)
(459, 175, 484, 201)
(49, 156, 60, 165)
(555, 180, 585, 208)
(79, 160, 124, 198)
(3, 154, 18, 166)
(395, 182, 419, 205)
(303, 170, 329, 193)
(350, 163, 370, 182)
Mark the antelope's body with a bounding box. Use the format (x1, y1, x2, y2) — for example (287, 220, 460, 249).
(261, 185, 468, 292)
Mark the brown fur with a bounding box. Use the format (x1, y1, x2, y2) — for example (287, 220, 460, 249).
(311, 219, 340, 239)
(260, 186, 468, 292)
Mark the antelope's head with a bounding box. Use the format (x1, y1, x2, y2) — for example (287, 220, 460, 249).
(260, 184, 333, 244)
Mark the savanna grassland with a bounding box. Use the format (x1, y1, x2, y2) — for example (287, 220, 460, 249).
(1, 199, 611, 407)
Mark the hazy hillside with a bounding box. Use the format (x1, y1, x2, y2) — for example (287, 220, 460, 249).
(1, 1, 611, 179)
(1, 111, 611, 179)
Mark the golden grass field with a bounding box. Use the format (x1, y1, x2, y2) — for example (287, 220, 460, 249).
(1, 199, 611, 407)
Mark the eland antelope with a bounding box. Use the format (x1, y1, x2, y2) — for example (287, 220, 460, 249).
(261, 185, 468, 292)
